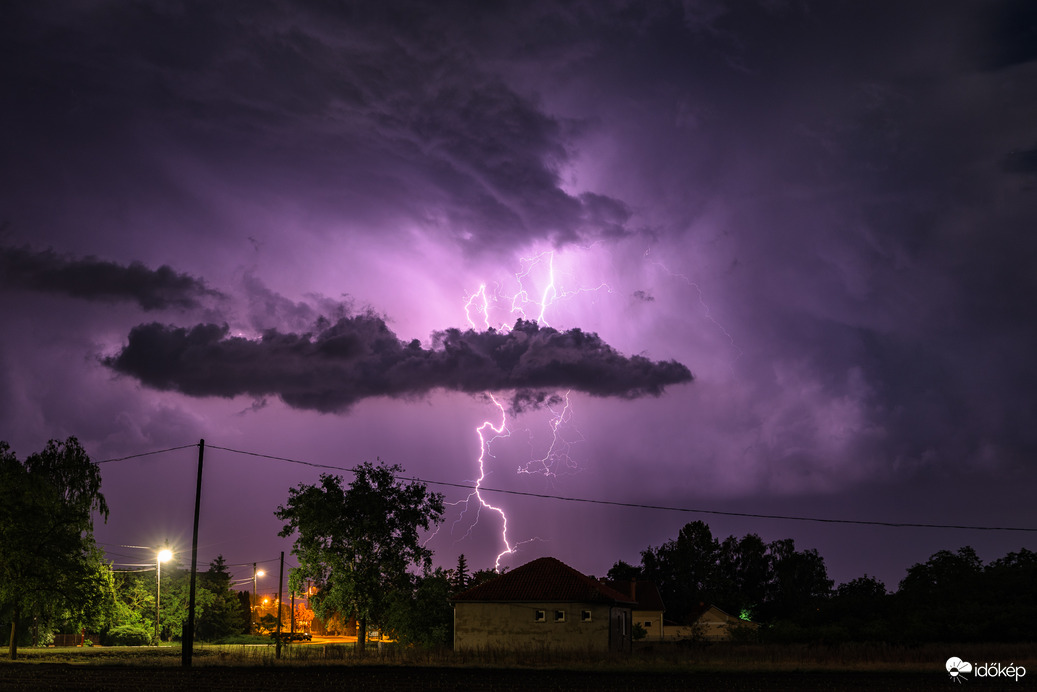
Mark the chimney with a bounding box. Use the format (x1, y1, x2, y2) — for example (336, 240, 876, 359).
(630, 579, 637, 602)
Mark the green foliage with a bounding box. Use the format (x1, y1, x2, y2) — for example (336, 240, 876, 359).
(195, 556, 246, 641)
(631, 622, 647, 641)
(104, 624, 152, 646)
(385, 569, 454, 648)
(0, 438, 110, 660)
(234, 591, 252, 635)
(275, 460, 444, 652)
(257, 613, 279, 635)
(107, 555, 244, 644)
(452, 554, 470, 593)
(112, 572, 155, 632)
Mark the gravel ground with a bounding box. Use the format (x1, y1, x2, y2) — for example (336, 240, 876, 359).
(0, 664, 1017, 692)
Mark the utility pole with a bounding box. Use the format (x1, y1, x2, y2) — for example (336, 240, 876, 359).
(252, 563, 258, 634)
(182, 439, 204, 667)
(275, 551, 285, 659)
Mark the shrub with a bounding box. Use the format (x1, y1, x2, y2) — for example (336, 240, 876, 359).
(104, 624, 152, 646)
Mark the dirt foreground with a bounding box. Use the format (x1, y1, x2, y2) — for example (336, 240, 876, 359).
(0, 664, 1011, 692)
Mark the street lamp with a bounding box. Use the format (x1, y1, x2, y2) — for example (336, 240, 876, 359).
(252, 563, 265, 634)
(155, 548, 172, 644)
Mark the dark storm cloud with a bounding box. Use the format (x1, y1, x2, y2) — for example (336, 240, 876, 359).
(507, 389, 565, 415)
(1003, 147, 1037, 176)
(974, 0, 1037, 70)
(632, 290, 655, 303)
(241, 273, 353, 333)
(0, 245, 222, 310)
(0, 0, 632, 254)
(104, 316, 692, 413)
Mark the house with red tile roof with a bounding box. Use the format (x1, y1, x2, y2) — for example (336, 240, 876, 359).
(602, 579, 666, 641)
(452, 557, 636, 653)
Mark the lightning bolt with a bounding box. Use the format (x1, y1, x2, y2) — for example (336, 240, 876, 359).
(645, 247, 742, 362)
(465, 250, 612, 332)
(470, 394, 517, 570)
(452, 248, 607, 570)
(517, 390, 584, 478)
(510, 250, 557, 326)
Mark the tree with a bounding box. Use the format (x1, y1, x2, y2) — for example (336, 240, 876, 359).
(385, 568, 454, 648)
(452, 554, 470, 594)
(714, 533, 769, 619)
(468, 567, 503, 589)
(984, 549, 1037, 640)
(822, 574, 890, 641)
(234, 591, 253, 634)
(895, 546, 985, 641)
(275, 460, 444, 654)
(605, 560, 642, 583)
(641, 521, 719, 623)
(112, 571, 155, 632)
(761, 539, 833, 622)
(196, 556, 246, 641)
(0, 438, 110, 659)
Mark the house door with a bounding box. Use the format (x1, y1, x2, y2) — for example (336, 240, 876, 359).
(609, 608, 630, 652)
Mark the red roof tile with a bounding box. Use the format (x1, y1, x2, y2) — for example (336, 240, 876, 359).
(602, 579, 666, 612)
(453, 557, 636, 604)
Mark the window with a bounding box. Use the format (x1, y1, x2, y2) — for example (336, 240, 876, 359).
(554, 610, 566, 623)
(534, 610, 546, 622)
(644, 621, 652, 627)
(581, 610, 592, 622)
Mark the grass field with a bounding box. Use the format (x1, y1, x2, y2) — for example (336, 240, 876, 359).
(1, 641, 1032, 691)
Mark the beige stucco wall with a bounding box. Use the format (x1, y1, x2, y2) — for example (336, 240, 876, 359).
(666, 607, 759, 641)
(633, 609, 665, 640)
(454, 601, 621, 652)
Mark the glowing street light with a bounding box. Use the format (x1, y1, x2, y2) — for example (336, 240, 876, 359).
(252, 563, 265, 634)
(155, 548, 172, 644)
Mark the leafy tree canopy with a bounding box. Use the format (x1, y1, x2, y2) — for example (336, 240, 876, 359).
(0, 438, 109, 659)
(275, 460, 443, 652)
(385, 568, 454, 649)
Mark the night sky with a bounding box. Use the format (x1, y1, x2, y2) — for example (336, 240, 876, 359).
(3, 1, 1036, 594)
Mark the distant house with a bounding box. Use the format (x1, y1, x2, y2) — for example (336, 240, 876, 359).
(667, 603, 758, 641)
(603, 579, 666, 641)
(452, 557, 636, 653)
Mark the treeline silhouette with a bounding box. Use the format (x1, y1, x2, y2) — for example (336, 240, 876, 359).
(609, 521, 1037, 643)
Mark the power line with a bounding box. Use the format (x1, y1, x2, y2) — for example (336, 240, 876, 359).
(95, 444, 197, 464)
(410, 477, 1037, 532)
(206, 444, 352, 473)
(93, 440, 1037, 534)
(206, 443, 1037, 534)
